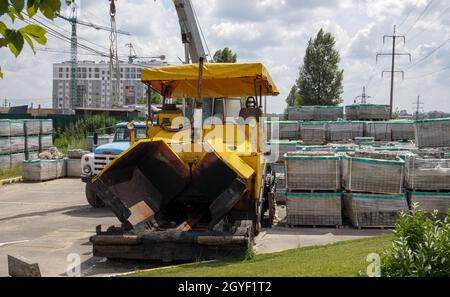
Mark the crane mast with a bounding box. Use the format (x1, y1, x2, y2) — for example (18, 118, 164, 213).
(173, 0, 207, 63)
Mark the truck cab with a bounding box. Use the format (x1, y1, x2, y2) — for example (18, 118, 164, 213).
(81, 122, 147, 208)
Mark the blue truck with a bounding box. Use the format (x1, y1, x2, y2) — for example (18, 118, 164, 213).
(81, 122, 147, 208)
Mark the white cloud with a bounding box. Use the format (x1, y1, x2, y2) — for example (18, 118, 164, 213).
(0, 0, 449, 114)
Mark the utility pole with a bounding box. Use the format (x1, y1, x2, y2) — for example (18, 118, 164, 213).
(376, 25, 411, 119)
(355, 86, 371, 104)
(109, 0, 121, 108)
(413, 95, 424, 120)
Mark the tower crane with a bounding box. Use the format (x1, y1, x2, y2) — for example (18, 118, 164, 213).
(57, 0, 131, 110)
(125, 43, 166, 64)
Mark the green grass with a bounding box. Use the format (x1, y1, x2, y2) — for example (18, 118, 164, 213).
(0, 166, 22, 180)
(128, 234, 394, 277)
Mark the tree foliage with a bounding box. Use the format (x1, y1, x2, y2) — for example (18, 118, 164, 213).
(286, 85, 302, 107)
(295, 28, 344, 106)
(0, 0, 71, 78)
(213, 47, 237, 63)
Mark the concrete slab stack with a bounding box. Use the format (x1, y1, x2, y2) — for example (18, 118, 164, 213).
(327, 121, 365, 142)
(408, 192, 450, 220)
(0, 119, 54, 170)
(284, 151, 342, 227)
(390, 120, 415, 141)
(343, 193, 408, 228)
(314, 106, 344, 121)
(415, 118, 450, 148)
(342, 150, 408, 227)
(366, 122, 392, 141)
(300, 122, 327, 144)
(346, 104, 390, 121)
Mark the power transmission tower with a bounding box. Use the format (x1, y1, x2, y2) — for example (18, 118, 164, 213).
(376, 25, 411, 119)
(412, 95, 424, 120)
(355, 86, 371, 104)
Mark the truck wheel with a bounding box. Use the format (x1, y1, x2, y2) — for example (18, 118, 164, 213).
(86, 184, 105, 208)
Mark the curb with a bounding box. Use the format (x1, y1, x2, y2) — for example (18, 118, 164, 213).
(0, 177, 23, 186)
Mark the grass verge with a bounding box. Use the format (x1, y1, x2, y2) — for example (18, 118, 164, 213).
(128, 234, 394, 277)
(0, 166, 22, 180)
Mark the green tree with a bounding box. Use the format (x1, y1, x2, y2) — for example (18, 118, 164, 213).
(296, 28, 344, 106)
(286, 85, 302, 106)
(0, 0, 70, 78)
(213, 47, 237, 63)
(137, 92, 162, 105)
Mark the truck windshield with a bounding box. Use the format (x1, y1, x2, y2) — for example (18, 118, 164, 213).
(114, 127, 147, 142)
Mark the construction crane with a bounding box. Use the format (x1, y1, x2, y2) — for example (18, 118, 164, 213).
(57, 0, 131, 110)
(125, 43, 166, 64)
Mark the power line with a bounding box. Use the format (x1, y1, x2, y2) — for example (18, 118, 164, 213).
(398, 2, 417, 30)
(408, 64, 450, 79)
(408, 4, 450, 43)
(404, 0, 434, 36)
(405, 37, 450, 71)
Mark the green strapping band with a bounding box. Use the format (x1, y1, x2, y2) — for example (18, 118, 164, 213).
(409, 192, 450, 197)
(415, 118, 450, 124)
(284, 154, 341, 161)
(344, 194, 406, 200)
(287, 192, 342, 198)
(346, 156, 405, 166)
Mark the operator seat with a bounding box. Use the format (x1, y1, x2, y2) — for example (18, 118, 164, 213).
(239, 97, 262, 121)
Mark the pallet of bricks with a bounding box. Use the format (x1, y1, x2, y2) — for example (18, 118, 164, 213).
(342, 150, 409, 228)
(327, 121, 364, 142)
(0, 119, 53, 171)
(270, 162, 287, 204)
(415, 118, 450, 148)
(300, 121, 327, 144)
(266, 140, 300, 162)
(345, 104, 390, 121)
(266, 121, 299, 141)
(284, 151, 342, 227)
(405, 150, 450, 220)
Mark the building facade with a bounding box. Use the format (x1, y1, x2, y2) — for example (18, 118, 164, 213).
(52, 60, 166, 110)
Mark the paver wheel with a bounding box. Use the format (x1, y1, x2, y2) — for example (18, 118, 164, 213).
(85, 183, 105, 208)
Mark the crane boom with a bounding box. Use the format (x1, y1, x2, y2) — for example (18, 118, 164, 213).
(57, 13, 131, 35)
(173, 0, 206, 63)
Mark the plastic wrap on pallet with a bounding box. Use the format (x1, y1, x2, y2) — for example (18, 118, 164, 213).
(67, 149, 90, 159)
(0, 154, 11, 170)
(9, 120, 24, 136)
(405, 155, 450, 191)
(366, 122, 392, 141)
(287, 192, 342, 226)
(39, 134, 53, 150)
(354, 137, 375, 145)
(272, 163, 287, 204)
(40, 119, 53, 134)
(390, 121, 415, 141)
(23, 120, 40, 136)
(343, 155, 405, 195)
(343, 193, 408, 228)
(284, 152, 341, 191)
(10, 153, 25, 168)
(415, 118, 450, 148)
(408, 192, 450, 220)
(297, 144, 331, 152)
(25, 136, 39, 152)
(268, 121, 299, 140)
(300, 122, 327, 143)
(0, 137, 11, 155)
(87, 135, 114, 152)
(22, 160, 58, 182)
(268, 141, 299, 162)
(9, 137, 25, 153)
(0, 120, 10, 137)
(66, 158, 81, 178)
(288, 106, 315, 121)
(346, 105, 390, 121)
(314, 106, 344, 121)
(327, 121, 364, 141)
(55, 159, 67, 178)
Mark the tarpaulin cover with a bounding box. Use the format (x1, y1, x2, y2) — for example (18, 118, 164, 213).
(142, 63, 280, 98)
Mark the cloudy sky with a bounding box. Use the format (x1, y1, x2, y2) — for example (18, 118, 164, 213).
(0, 0, 449, 114)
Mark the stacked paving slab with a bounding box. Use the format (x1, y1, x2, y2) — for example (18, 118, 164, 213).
(0, 119, 53, 170)
(284, 151, 342, 227)
(342, 150, 409, 228)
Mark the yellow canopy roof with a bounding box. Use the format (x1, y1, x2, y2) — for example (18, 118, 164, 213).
(141, 63, 279, 98)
